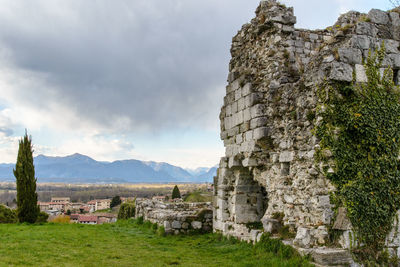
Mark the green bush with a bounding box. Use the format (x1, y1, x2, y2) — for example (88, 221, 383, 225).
(316, 44, 400, 263)
(0, 205, 17, 223)
(117, 202, 135, 220)
(36, 212, 49, 223)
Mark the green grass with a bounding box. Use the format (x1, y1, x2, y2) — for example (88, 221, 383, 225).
(183, 191, 212, 202)
(0, 220, 313, 267)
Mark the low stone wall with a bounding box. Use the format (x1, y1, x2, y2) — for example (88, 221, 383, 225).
(135, 199, 213, 234)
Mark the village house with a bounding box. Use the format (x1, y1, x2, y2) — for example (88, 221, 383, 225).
(78, 215, 97, 224)
(51, 197, 70, 203)
(38, 202, 50, 211)
(87, 199, 111, 212)
(38, 201, 66, 213)
(96, 213, 117, 224)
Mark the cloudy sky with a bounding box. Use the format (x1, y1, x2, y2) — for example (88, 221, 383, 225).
(0, 0, 390, 168)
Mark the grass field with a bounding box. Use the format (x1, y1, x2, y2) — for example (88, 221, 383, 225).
(0, 220, 313, 267)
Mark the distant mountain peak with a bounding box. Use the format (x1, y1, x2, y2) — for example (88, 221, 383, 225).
(0, 153, 217, 183)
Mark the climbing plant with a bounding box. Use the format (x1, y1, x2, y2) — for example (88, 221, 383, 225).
(315, 44, 400, 263)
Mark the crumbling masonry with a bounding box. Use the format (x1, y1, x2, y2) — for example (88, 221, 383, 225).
(214, 0, 400, 265)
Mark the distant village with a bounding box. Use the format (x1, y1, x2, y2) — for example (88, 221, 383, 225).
(37, 197, 129, 225)
(35, 191, 201, 225)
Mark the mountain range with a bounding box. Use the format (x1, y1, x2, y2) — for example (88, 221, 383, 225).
(0, 153, 217, 184)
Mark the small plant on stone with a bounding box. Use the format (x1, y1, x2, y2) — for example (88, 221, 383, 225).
(156, 225, 165, 236)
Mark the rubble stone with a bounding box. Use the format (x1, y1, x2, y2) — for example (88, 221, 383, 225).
(135, 199, 212, 234)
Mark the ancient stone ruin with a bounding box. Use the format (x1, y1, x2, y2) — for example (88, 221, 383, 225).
(135, 199, 213, 234)
(213, 0, 400, 265)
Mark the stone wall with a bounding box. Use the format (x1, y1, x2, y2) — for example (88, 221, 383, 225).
(135, 199, 212, 234)
(214, 0, 400, 264)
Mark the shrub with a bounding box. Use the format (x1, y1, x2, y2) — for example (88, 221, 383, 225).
(117, 202, 135, 220)
(50, 215, 70, 223)
(0, 205, 17, 223)
(36, 212, 49, 223)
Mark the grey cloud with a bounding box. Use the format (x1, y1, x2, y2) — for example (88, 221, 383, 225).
(0, 0, 259, 133)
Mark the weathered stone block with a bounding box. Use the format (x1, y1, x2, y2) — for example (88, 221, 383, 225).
(224, 117, 231, 130)
(236, 134, 243, 144)
(242, 83, 252, 96)
(243, 108, 251, 122)
(250, 229, 262, 242)
(294, 227, 312, 248)
(164, 221, 171, 230)
(228, 157, 241, 168)
(191, 221, 202, 229)
(225, 105, 232, 116)
(240, 122, 250, 133)
(235, 89, 242, 101)
(231, 79, 240, 91)
(356, 22, 378, 36)
(245, 130, 253, 141)
(219, 157, 228, 168)
(250, 117, 268, 129)
(172, 220, 181, 229)
(240, 141, 257, 153)
(351, 35, 370, 49)
(242, 158, 258, 167)
(270, 14, 296, 25)
(227, 126, 239, 137)
(368, 9, 389, 25)
(390, 53, 400, 68)
(318, 195, 331, 208)
(355, 64, 367, 82)
(385, 39, 400, 53)
(332, 207, 352, 230)
(262, 218, 282, 233)
(253, 127, 270, 140)
(248, 93, 263, 106)
(329, 62, 353, 82)
(338, 48, 362, 64)
(279, 151, 294, 162)
(237, 98, 245, 111)
(390, 12, 400, 27)
(250, 104, 265, 118)
(313, 249, 354, 266)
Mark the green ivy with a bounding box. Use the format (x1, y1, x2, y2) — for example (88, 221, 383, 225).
(315, 44, 400, 263)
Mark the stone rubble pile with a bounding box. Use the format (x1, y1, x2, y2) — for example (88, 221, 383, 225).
(135, 199, 212, 234)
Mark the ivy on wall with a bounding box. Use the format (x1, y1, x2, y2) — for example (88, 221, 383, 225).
(315, 44, 400, 262)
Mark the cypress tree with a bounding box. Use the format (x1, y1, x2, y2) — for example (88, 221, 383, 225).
(171, 185, 181, 199)
(110, 196, 122, 208)
(13, 131, 39, 223)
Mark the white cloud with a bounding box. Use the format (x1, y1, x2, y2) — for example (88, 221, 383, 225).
(36, 134, 136, 162)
